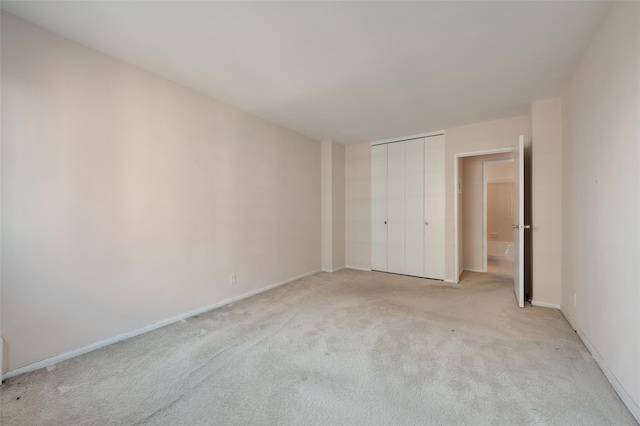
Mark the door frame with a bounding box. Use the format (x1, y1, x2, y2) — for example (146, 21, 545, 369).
(482, 159, 515, 273)
(453, 147, 516, 283)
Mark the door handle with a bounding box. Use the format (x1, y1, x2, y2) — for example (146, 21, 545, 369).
(424, 222, 429, 226)
(513, 224, 531, 229)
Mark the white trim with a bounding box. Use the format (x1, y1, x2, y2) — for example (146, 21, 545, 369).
(370, 130, 445, 146)
(2, 269, 321, 380)
(561, 307, 640, 422)
(321, 266, 346, 273)
(345, 265, 372, 272)
(560, 306, 578, 330)
(453, 147, 516, 284)
(464, 268, 485, 273)
(483, 162, 487, 273)
(454, 154, 460, 282)
(530, 300, 561, 309)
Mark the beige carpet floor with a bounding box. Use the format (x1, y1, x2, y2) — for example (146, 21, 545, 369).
(1, 269, 636, 425)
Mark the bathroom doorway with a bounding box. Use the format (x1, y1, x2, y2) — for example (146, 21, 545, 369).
(484, 159, 515, 277)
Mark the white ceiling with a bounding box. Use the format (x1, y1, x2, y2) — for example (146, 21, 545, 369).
(2, 1, 611, 144)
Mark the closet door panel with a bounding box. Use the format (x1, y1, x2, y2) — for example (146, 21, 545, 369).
(371, 144, 388, 272)
(404, 138, 425, 277)
(424, 135, 445, 279)
(387, 142, 405, 274)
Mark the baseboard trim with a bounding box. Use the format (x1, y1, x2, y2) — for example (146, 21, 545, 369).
(560, 307, 640, 423)
(2, 269, 321, 381)
(464, 268, 486, 273)
(531, 300, 561, 309)
(321, 266, 347, 273)
(560, 307, 578, 331)
(345, 265, 372, 272)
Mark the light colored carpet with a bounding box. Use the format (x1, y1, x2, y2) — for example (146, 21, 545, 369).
(1, 270, 636, 425)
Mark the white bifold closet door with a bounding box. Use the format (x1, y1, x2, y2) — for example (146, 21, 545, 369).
(370, 135, 444, 279)
(404, 139, 425, 277)
(371, 144, 388, 272)
(424, 135, 445, 279)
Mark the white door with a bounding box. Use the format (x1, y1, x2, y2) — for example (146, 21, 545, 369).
(424, 135, 445, 279)
(371, 144, 388, 272)
(387, 142, 405, 274)
(405, 138, 425, 277)
(513, 135, 526, 308)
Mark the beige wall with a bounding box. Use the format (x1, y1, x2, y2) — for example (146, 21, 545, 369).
(486, 162, 514, 181)
(456, 157, 464, 272)
(345, 143, 371, 270)
(530, 98, 562, 306)
(1, 13, 321, 373)
(461, 153, 512, 272)
(321, 141, 333, 270)
(561, 2, 640, 417)
(321, 140, 346, 272)
(332, 143, 346, 270)
(445, 115, 530, 281)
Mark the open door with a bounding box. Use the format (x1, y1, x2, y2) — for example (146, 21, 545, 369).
(513, 135, 527, 307)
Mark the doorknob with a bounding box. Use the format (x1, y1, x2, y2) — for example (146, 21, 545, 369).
(513, 224, 532, 229)
(512, 225, 519, 229)
(523, 225, 531, 229)
(424, 222, 429, 226)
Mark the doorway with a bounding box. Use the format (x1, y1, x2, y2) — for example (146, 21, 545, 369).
(484, 159, 515, 278)
(457, 152, 513, 276)
(453, 135, 526, 307)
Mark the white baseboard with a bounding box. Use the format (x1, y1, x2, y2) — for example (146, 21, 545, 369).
(560, 307, 640, 423)
(321, 266, 347, 273)
(464, 268, 486, 273)
(2, 269, 321, 381)
(560, 307, 578, 330)
(345, 265, 372, 272)
(531, 300, 561, 309)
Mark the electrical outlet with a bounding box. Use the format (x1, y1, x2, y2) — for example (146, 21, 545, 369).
(573, 293, 577, 306)
(230, 274, 236, 284)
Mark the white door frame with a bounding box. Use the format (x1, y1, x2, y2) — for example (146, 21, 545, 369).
(453, 147, 516, 283)
(482, 159, 515, 273)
